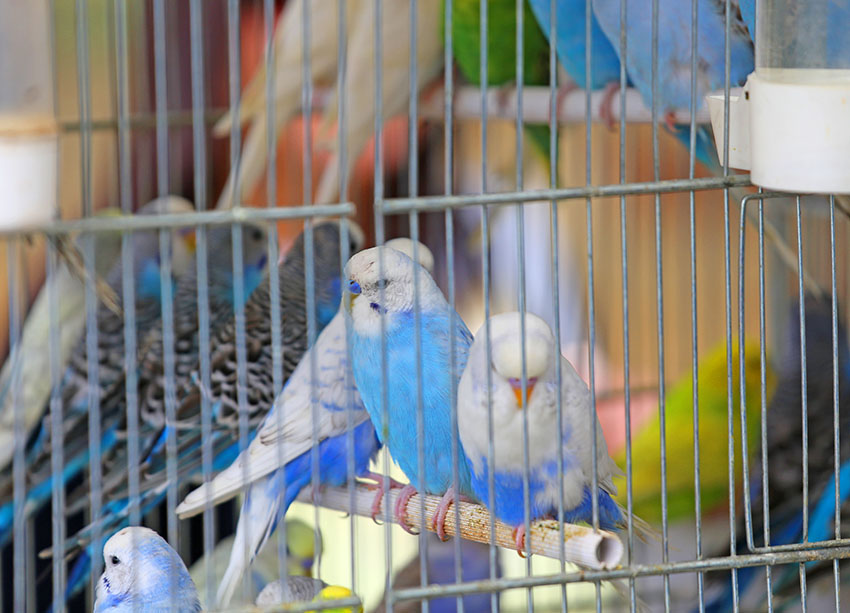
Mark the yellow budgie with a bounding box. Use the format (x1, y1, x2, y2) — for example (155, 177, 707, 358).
(614, 341, 776, 524)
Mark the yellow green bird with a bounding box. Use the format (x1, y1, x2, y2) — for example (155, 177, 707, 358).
(613, 341, 776, 524)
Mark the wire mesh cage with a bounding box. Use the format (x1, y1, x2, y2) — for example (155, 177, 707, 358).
(1, 0, 849, 612)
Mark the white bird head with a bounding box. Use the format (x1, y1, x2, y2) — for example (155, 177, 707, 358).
(489, 312, 555, 408)
(458, 312, 564, 473)
(384, 238, 435, 274)
(343, 246, 444, 335)
(95, 527, 199, 611)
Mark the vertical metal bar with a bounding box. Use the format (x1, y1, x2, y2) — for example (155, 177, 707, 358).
(74, 0, 102, 602)
(795, 196, 809, 610)
(114, 0, 141, 536)
(758, 198, 774, 612)
(407, 2, 430, 610)
(9, 240, 26, 613)
(188, 0, 215, 603)
(546, 1, 567, 611)
(829, 196, 841, 611)
(687, 0, 703, 607)
(372, 2, 393, 612)
(617, 0, 636, 607)
(444, 2, 464, 611)
(722, 0, 738, 609)
(513, 0, 533, 610)
(478, 3, 499, 611)
(650, 0, 669, 608)
(152, 7, 180, 594)
(47, 238, 66, 613)
(266, 0, 284, 588)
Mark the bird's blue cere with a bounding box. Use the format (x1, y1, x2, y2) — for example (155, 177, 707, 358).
(348, 280, 361, 295)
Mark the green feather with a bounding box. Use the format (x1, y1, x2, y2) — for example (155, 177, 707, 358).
(444, 0, 553, 162)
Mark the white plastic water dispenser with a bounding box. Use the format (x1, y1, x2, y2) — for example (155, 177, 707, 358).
(707, 0, 850, 194)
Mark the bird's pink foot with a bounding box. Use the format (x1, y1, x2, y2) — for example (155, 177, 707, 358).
(393, 485, 420, 535)
(599, 81, 621, 129)
(430, 487, 473, 542)
(513, 525, 528, 558)
(555, 81, 579, 119)
(664, 110, 679, 132)
(362, 472, 406, 523)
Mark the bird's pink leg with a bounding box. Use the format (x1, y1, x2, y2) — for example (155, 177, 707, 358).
(598, 81, 621, 130)
(430, 487, 475, 542)
(393, 485, 421, 535)
(361, 472, 406, 523)
(664, 110, 679, 132)
(512, 525, 528, 558)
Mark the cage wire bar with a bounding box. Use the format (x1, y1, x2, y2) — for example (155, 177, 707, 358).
(4, 0, 850, 611)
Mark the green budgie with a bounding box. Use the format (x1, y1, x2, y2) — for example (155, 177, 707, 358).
(614, 340, 776, 524)
(446, 0, 552, 160)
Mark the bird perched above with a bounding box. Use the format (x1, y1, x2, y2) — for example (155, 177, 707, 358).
(255, 576, 327, 607)
(615, 340, 776, 524)
(176, 239, 432, 607)
(94, 526, 200, 613)
(187, 519, 322, 608)
(344, 246, 477, 540)
(590, 0, 754, 169)
(458, 311, 648, 553)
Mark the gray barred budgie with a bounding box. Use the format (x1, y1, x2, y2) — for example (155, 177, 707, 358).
(54, 221, 362, 556)
(27, 222, 270, 603)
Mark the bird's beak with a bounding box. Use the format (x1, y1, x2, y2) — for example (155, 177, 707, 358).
(509, 378, 537, 409)
(178, 228, 196, 253)
(345, 279, 361, 313)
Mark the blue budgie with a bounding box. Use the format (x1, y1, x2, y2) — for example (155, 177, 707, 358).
(344, 246, 477, 541)
(458, 312, 651, 554)
(702, 296, 850, 612)
(94, 526, 200, 613)
(175, 239, 432, 607)
(590, 0, 754, 169)
(527, 0, 626, 121)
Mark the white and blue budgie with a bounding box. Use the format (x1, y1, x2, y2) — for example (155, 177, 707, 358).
(458, 311, 648, 553)
(94, 526, 200, 613)
(175, 239, 433, 607)
(343, 246, 477, 540)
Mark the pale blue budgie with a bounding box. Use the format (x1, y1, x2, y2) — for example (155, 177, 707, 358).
(343, 246, 477, 540)
(458, 312, 651, 553)
(175, 239, 433, 607)
(590, 0, 755, 169)
(94, 526, 200, 613)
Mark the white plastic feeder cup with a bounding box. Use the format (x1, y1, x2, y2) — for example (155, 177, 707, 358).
(747, 0, 850, 193)
(0, 0, 59, 230)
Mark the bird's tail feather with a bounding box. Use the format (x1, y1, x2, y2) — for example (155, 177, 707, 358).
(672, 123, 720, 174)
(216, 468, 308, 607)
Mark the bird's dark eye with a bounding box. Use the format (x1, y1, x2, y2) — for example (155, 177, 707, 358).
(251, 228, 263, 242)
(376, 279, 389, 290)
(111, 556, 120, 565)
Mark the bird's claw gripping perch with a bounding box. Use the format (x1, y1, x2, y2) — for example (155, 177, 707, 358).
(362, 472, 405, 523)
(512, 525, 528, 558)
(430, 487, 473, 542)
(393, 485, 421, 535)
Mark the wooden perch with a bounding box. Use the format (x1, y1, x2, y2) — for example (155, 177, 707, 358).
(295, 481, 623, 571)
